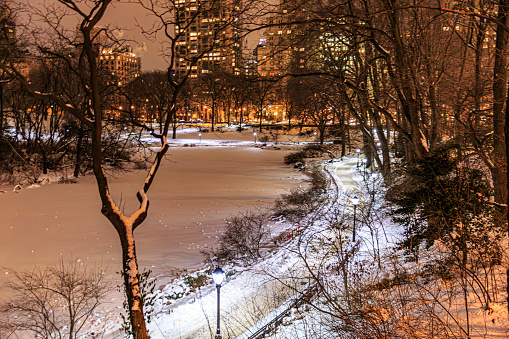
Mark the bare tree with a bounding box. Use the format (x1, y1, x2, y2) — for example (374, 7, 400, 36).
(2, 0, 266, 337)
(249, 76, 277, 132)
(3, 1, 158, 336)
(199, 67, 227, 131)
(0, 260, 111, 339)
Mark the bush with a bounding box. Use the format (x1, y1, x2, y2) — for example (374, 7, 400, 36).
(284, 151, 306, 165)
(284, 145, 330, 166)
(215, 211, 273, 262)
(387, 142, 497, 258)
(259, 134, 270, 143)
(302, 144, 327, 157)
(274, 167, 327, 222)
(308, 167, 328, 194)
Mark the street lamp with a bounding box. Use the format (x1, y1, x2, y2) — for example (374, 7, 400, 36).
(212, 267, 226, 339)
(199, 132, 202, 143)
(356, 148, 361, 168)
(362, 158, 367, 179)
(352, 196, 359, 241)
(253, 132, 257, 143)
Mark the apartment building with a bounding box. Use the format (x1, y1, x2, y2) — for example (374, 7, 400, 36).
(174, 0, 242, 79)
(99, 45, 141, 86)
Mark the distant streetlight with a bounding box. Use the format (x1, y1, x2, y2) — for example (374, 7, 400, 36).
(352, 196, 359, 241)
(356, 148, 361, 168)
(254, 132, 257, 143)
(212, 267, 226, 339)
(199, 132, 202, 143)
(362, 158, 368, 179)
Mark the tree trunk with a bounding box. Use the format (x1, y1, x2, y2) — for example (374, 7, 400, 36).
(493, 0, 509, 214)
(74, 123, 83, 178)
(120, 226, 150, 339)
(0, 82, 4, 133)
(382, 0, 429, 161)
(211, 101, 216, 132)
(505, 51, 509, 315)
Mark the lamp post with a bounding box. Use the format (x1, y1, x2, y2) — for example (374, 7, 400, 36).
(352, 196, 359, 241)
(199, 132, 202, 143)
(253, 132, 257, 143)
(212, 267, 226, 339)
(356, 148, 361, 168)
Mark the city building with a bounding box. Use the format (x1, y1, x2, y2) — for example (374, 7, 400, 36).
(99, 45, 141, 86)
(174, 0, 243, 79)
(0, 3, 16, 60)
(243, 49, 258, 77)
(256, 2, 309, 77)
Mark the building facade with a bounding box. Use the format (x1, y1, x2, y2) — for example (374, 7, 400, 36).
(99, 45, 141, 86)
(174, 0, 243, 79)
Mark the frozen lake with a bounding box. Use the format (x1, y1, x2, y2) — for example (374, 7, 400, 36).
(0, 146, 305, 288)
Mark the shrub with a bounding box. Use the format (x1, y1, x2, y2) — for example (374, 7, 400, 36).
(259, 134, 270, 143)
(215, 211, 273, 262)
(284, 145, 329, 166)
(274, 167, 327, 222)
(284, 151, 306, 165)
(387, 142, 497, 258)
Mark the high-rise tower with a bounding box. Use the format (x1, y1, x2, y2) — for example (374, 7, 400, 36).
(174, 0, 242, 79)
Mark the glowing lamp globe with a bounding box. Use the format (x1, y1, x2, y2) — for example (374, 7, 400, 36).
(212, 267, 225, 286)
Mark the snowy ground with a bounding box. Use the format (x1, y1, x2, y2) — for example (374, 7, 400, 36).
(4, 126, 506, 338)
(90, 157, 366, 339)
(128, 151, 509, 339)
(0, 126, 311, 337)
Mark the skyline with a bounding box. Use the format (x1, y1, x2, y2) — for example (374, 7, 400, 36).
(21, 0, 263, 71)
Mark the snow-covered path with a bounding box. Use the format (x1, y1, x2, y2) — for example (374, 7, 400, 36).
(325, 156, 361, 195)
(141, 155, 364, 339)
